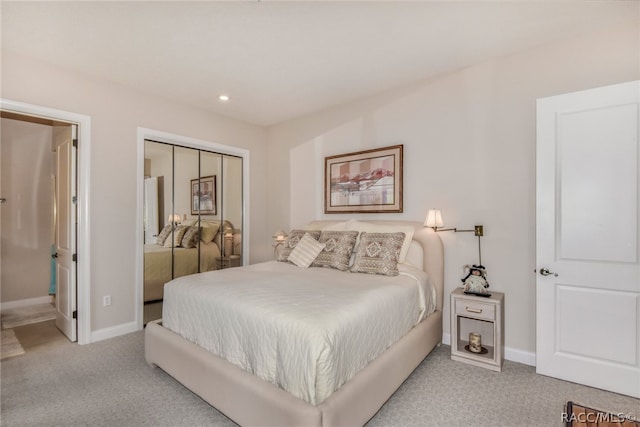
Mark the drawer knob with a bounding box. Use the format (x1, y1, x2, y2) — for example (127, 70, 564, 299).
(465, 306, 483, 314)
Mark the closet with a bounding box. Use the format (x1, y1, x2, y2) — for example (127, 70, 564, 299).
(142, 140, 243, 305)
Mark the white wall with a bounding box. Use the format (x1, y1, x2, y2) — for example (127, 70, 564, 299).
(1, 51, 269, 333)
(0, 118, 53, 302)
(266, 20, 640, 357)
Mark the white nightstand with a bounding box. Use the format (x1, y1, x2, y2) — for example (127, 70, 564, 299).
(450, 287, 504, 372)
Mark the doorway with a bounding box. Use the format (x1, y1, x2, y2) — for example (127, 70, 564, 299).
(1, 112, 77, 343)
(1, 99, 91, 345)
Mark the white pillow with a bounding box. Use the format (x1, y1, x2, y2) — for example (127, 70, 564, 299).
(343, 220, 415, 263)
(288, 233, 326, 268)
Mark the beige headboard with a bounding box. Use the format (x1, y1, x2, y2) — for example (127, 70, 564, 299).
(301, 220, 445, 312)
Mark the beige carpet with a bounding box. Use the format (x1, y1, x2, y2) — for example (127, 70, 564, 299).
(2, 333, 639, 427)
(1, 303, 56, 329)
(1, 329, 25, 360)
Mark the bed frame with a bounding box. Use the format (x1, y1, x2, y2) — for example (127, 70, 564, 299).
(145, 221, 443, 427)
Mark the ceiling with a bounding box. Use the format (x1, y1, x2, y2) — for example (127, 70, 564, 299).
(1, 1, 636, 127)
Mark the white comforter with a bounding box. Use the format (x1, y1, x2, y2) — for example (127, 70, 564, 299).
(162, 261, 435, 405)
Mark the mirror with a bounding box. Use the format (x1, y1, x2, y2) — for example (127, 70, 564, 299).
(143, 140, 243, 323)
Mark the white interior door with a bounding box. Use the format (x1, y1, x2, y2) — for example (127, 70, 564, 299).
(536, 81, 640, 398)
(55, 124, 77, 342)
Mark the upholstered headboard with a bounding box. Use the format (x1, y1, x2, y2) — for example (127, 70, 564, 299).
(301, 220, 444, 312)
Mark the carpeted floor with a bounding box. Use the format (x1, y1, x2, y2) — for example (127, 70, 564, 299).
(1, 329, 638, 426)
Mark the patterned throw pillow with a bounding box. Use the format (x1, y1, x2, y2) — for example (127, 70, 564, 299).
(288, 233, 326, 268)
(163, 225, 189, 248)
(312, 230, 359, 271)
(276, 230, 321, 262)
(181, 226, 201, 249)
(155, 224, 174, 245)
(351, 232, 405, 276)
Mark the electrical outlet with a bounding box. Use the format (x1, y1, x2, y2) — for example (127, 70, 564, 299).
(103, 295, 111, 306)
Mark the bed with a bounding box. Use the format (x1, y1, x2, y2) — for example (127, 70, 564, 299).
(143, 242, 221, 302)
(144, 219, 232, 302)
(145, 220, 443, 426)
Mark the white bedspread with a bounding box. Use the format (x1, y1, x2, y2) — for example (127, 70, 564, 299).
(162, 261, 435, 405)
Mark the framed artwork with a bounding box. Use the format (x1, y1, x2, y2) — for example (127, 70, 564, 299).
(325, 144, 403, 213)
(191, 175, 216, 216)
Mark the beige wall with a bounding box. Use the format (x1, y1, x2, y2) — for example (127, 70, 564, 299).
(1, 51, 269, 332)
(0, 118, 53, 302)
(266, 20, 640, 356)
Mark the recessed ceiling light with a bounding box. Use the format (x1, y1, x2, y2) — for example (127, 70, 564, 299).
(218, 94, 230, 102)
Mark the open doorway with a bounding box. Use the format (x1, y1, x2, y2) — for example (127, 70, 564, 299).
(0, 112, 76, 349)
(0, 99, 91, 345)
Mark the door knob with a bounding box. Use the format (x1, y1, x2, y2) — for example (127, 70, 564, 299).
(539, 268, 558, 277)
(0, 198, 6, 204)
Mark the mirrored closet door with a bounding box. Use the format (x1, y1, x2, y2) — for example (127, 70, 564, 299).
(143, 140, 243, 305)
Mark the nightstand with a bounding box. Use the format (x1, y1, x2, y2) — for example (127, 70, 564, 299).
(450, 287, 504, 372)
(216, 255, 241, 269)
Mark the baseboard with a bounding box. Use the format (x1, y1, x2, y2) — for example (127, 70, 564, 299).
(505, 347, 536, 366)
(90, 321, 138, 343)
(441, 332, 536, 367)
(1, 296, 53, 311)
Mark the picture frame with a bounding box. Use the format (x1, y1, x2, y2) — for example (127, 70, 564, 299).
(191, 175, 216, 216)
(325, 144, 403, 213)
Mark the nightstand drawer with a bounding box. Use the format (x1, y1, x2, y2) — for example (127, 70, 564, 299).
(455, 299, 495, 321)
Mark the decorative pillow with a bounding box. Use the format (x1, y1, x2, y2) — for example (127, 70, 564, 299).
(277, 230, 321, 262)
(312, 230, 359, 271)
(181, 226, 201, 249)
(343, 219, 415, 263)
(288, 233, 326, 268)
(200, 222, 220, 243)
(163, 225, 189, 248)
(351, 232, 405, 276)
(155, 224, 174, 245)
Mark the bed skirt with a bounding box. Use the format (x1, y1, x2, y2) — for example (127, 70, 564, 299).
(145, 309, 442, 427)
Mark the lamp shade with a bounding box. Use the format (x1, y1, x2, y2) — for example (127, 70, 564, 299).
(272, 230, 288, 242)
(424, 209, 444, 228)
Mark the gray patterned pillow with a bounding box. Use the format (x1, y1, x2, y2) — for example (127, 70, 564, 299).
(276, 230, 321, 262)
(155, 224, 174, 245)
(312, 230, 359, 271)
(163, 225, 189, 248)
(181, 226, 201, 249)
(350, 232, 405, 276)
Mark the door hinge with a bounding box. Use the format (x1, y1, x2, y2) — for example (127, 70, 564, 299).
(72, 311, 77, 319)
(72, 138, 78, 148)
(72, 253, 77, 262)
(72, 196, 77, 204)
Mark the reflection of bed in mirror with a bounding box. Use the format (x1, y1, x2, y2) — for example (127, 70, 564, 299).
(144, 219, 234, 302)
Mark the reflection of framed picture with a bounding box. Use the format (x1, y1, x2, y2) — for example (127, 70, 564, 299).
(191, 175, 216, 215)
(325, 145, 403, 213)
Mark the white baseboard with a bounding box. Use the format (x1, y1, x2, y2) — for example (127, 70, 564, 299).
(441, 332, 536, 367)
(1, 295, 53, 311)
(90, 321, 138, 343)
(505, 347, 536, 366)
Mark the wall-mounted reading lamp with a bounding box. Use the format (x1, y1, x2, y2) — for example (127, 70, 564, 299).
(424, 209, 485, 266)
